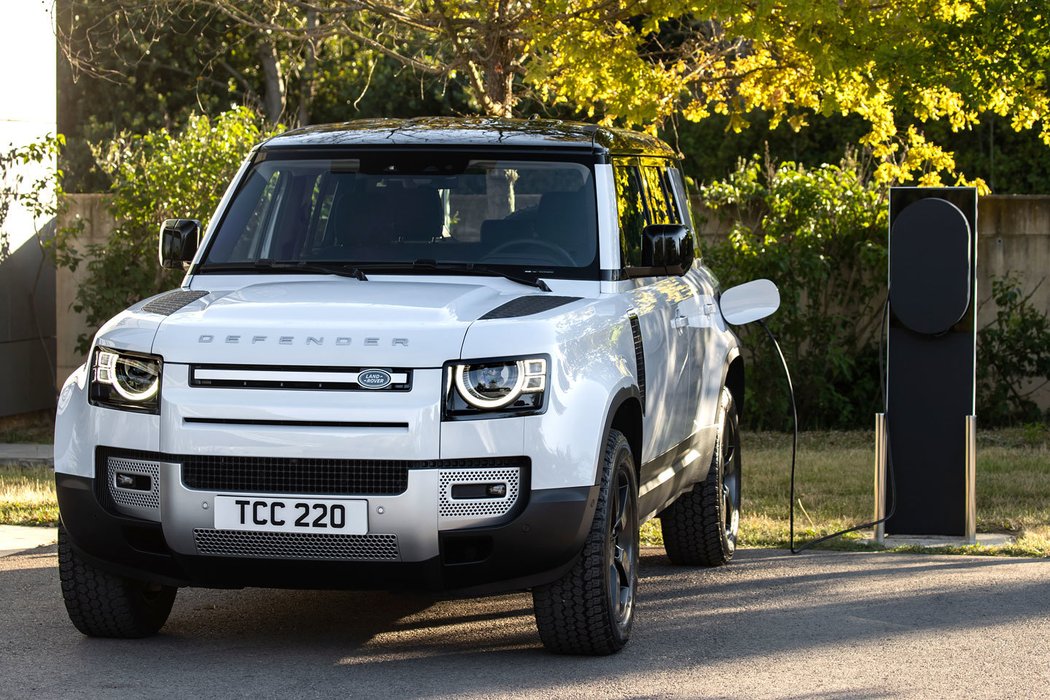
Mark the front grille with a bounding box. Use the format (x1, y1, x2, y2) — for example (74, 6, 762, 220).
(182, 456, 410, 495)
(180, 454, 530, 497)
(193, 529, 399, 561)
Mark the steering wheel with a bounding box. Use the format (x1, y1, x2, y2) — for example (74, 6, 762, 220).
(484, 239, 576, 267)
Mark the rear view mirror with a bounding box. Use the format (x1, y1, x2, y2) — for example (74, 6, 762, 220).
(720, 279, 780, 325)
(641, 224, 694, 275)
(159, 219, 201, 269)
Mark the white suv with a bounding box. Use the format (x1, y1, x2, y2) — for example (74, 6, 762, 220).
(55, 117, 778, 655)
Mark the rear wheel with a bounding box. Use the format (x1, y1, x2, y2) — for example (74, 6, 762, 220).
(660, 386, 741, 566)
(58, 524, 176, 638)
(532, 429, 639, 655)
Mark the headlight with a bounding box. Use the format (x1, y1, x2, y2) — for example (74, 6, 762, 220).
(445, 356, 548, 419)
(90, 348, 162, 413)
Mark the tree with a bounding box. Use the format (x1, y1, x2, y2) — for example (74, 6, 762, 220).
(57, 108, 281, 351)
(60, 1, 1050, 188)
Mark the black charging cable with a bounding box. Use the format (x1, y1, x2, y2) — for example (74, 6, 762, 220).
(757, 301, 897, 554)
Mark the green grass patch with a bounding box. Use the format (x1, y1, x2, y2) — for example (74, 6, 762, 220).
(0, 465, 58, 526)
(641, 429, 1050, 557)
(0, 409, 54, 444)
(2, 427, 1047, 557)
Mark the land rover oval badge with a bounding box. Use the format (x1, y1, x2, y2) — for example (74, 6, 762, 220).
(357, 369, 392, 390)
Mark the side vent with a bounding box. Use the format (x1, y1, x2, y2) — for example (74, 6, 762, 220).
(627, 311, 646, 412)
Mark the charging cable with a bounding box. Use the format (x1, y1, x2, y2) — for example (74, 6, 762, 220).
(757, 302, 897, 554)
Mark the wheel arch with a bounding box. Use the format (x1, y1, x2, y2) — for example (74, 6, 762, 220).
(722, 347, 745, 421)
(602, 387, 643, 484)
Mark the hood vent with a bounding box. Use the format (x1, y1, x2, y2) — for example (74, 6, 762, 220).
(479, 295, 579, 320)
(143, 289, 210, 315)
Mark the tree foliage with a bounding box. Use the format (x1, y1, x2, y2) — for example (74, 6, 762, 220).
(0, 136, 64, 262)
(701, 153, 888, 429)
(59, 1, 1050, 191)
(57, 108, 282, 352)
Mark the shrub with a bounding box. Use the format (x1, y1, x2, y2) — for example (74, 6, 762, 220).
(58, 107, 282, 352)
(977, 275, 1050, 426)
(701, 153, 887, 429)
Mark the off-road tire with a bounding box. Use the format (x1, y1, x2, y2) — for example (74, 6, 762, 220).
(532, 429, 639, 655)
(58, 524, 176, 638)
(660, 386, 741, 567)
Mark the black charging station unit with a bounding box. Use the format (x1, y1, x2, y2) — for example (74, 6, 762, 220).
(885, 187, 978, 536)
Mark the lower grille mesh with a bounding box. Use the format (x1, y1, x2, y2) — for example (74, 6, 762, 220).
(193, 529, 399, 561)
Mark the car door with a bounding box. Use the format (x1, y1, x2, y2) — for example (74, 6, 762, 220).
(611, 158, 701, 513)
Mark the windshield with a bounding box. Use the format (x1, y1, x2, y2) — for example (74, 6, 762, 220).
(199, 153, 598, 279)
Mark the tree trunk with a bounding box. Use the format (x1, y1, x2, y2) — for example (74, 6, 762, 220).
(297, 8, 318, 126)
(257, 40, 286, 123)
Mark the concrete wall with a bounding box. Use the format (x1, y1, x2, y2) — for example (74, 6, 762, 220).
(977, 196, 1050, 321)
(54, 195, 116, 391)
(694, 194, 1050, 320)
(0, 2, 57, 417)
(0, 235, 56, 415)
(49, 193, 1050, 404)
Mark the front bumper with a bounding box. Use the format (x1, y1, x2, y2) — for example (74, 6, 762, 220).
(56, 453, 598, 593)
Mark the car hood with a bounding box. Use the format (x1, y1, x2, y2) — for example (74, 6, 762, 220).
(149, 278, 506, 366)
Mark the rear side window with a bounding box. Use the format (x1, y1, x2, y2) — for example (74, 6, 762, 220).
(640, 165, 681, 226)
(613, 163, 647, 268)
(613, 158, 685, 273)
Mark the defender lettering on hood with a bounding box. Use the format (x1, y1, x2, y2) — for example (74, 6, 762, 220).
(197, 335, 410, 347)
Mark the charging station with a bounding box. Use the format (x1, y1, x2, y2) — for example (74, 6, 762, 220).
(882, 187, 978, 538)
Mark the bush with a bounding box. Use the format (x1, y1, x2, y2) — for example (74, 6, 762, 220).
(701, 153, 887, 429)
(58, 108, 282, 352)
(977, 275, 1050, 426)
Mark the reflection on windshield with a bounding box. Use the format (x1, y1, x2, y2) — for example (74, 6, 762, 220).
(202, 155, 599, 279)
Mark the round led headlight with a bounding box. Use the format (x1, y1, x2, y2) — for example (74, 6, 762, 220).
(455, 361, 525, 409)
(95, 350, 161, 402)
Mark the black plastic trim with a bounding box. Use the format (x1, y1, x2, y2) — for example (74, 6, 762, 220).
(626, 313, 646, 412)
(183, 418, 409, 429)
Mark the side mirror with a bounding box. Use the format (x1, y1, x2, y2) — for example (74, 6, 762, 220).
(720, 279, 780, 325)
(641, 224, 694, 275)
(159, 219, 201, 269)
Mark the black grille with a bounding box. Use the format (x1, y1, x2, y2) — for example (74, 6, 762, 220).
(142, 289, 209, 315)
(183, 455, 410, 495)
(179, 454, 530, 496)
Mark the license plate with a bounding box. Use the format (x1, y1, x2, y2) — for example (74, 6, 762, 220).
(214, 496, 368, 534)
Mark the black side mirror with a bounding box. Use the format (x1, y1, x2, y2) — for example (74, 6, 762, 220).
(641, 224, 694, 275)
(159, 219, 201, 269)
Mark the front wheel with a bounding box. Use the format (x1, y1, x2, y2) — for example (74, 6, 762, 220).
(58, 524, 177, 638)
(660, 386, 741, 566)
(532, 429, 639, 655)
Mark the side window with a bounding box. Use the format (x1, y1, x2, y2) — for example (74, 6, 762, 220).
(613, 161, 647, 268)
(640, 165, 680, 225)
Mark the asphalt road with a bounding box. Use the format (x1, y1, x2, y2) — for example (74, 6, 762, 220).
(2, 545, 1048, 699)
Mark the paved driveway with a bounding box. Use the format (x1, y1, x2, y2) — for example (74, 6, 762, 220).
(2, 546, 1047, 699)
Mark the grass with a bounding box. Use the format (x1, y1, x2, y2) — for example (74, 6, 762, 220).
(2, 423, 1048, 557)
(0, 409, 54, 444)
(640, 427, 1050, 557)
(0, 465, 58, 526)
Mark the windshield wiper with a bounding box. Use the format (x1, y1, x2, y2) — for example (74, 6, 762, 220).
(350, 260, 551, 292)
(199, 260, 367, 281)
